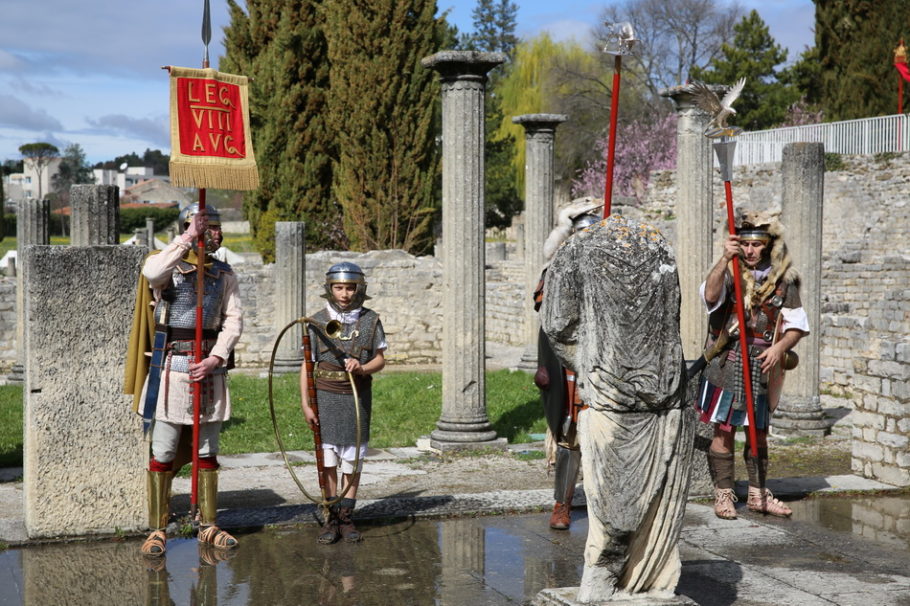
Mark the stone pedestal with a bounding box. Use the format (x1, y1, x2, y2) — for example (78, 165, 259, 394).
(513, 114, 567, 372)
(422, 50, 505, 450)
(23, 246, 148, 538)
(775, 142, 827, 437)
(70, 185, 119, 246)
(660, 86, 716, 361)
(272, 222, 307, 374)
(10, 199, 50, 383)
(533, 587, 697, 606)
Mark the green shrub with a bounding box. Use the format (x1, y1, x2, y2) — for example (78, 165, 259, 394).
(119, 206, 180, 234)
(824, 153, 845, 172)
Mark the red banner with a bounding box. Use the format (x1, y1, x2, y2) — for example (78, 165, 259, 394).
(168, 66, 259, 190)
(896, 61, 910, 83)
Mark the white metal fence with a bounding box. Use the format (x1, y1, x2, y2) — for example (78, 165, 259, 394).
(733, 113, 910, 166)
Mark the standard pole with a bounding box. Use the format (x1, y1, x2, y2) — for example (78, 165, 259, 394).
(191, 0, 212, 519)
(721, 181, 759, 458)
(602, 55, 622, 219)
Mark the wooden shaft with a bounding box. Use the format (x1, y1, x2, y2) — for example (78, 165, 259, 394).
(302, 333, 327, 495)
(724, 180, 759, 457)
(602, 55, 622, 218)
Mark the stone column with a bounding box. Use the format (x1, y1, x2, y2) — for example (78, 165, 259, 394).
(10, 198, 50, 383)
(513, 114, 567, 372)
(775, 142, 827, 436)
(660, 85, 718, 497)
(660, 86, 716, 361)
(272, 222, 306, 373)
(422, 50, 506, 450)
(70, 185, 119, 246)
(146, 217, 155, 251)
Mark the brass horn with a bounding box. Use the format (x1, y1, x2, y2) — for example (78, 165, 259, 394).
(298, 317, 343, 339)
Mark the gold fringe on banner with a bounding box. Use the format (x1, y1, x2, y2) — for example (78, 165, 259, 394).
(167, 66, 260, 191)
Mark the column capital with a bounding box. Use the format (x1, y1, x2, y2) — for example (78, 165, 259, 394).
(421, 50, 505, 81)
(512, 114, 568, 133)
(660, 84, 725, 114)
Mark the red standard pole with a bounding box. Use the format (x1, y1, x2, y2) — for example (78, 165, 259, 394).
(723, 181, 759, 458)
(190, 45, 211, 517)
(602, 55, 622, 219)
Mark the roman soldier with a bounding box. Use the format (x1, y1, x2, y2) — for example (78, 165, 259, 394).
(125, 202, 243, 556)
(695, 210, 808, 519)
(534, 199, 601, 530)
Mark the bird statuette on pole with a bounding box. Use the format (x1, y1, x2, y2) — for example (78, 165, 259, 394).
(686, 77, 746, 138)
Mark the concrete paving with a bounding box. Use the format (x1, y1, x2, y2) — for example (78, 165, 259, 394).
(1, 443, 908, 605)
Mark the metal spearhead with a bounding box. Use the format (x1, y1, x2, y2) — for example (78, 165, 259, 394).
(201, 0, 212, 68)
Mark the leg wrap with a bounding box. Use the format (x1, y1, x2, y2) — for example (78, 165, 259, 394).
(707, 450, 735, 490)
(147, 470, 173, 530)
(552, 445, 581, 504)
(743, 446, 769, 489)
(198, 468, 219, 526)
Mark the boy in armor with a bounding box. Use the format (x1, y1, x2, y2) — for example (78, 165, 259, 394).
(695, 210, 808, 520)
(534, 200, 600, 530)
(126, 203, 243, 557)
(301, 262, 387, 544)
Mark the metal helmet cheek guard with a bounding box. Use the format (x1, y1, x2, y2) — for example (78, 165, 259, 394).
(322, 262, 370, 311)
(178, 202, 222, 253)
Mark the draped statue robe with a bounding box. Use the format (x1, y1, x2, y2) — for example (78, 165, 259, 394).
(541, 215, 695, 602)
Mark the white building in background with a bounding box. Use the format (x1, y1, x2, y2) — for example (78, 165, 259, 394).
(93, 166, 160, 190)
(21, 157, 63, 201)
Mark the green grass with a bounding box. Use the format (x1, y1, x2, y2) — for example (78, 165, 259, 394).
(223, 369, 546, 454)
(0, 370, 545, 466)
(0, 385, 23, 467)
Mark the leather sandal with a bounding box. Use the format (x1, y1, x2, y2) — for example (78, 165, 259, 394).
(747, 487, 792, 517)
(713, 488, 738, 520)
(198, 525, 238, 549)
(141, 529, 167, 556)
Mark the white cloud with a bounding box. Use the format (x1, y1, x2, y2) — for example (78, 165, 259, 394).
(84, 114, 169, 149)
(0, 95, 63, 131)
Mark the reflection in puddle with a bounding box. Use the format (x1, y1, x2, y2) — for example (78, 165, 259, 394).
(0, 512, 587, 605)
(1, 494, 906, 605)
(788, 493, 910, 552)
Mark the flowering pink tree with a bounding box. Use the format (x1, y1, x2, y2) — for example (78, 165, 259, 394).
(571, 112, 677, 203)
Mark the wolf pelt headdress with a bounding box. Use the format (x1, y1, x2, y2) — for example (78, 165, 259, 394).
(542, 197, 603, 263)
(734, 208, 797, 307)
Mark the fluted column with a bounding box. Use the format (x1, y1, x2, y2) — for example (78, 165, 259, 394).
(422, 50, 505, 449)
(70, 185, 119, 246)
(272, 222, 307, 373)
(513, 114, 567, 372)
(775, 142, 827, 436)
(10, 198, 50, 383)
(660, 86, 716, 360)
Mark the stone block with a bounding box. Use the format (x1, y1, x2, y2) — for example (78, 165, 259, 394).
(853, 441, 883, 463)
(23, 245, 147, 538)
(878, 432, 909, 450)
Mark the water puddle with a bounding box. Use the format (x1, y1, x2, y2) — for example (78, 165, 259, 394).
(0, 493, 906, 605)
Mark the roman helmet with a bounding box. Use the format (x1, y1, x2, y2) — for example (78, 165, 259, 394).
(322, 262, 370, 311)
(542, 197, 604, 262)
(178, 202, 222, 253)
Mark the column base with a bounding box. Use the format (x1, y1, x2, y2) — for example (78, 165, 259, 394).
(772, 395, 828, 437)
(516, 344, 538, 372)
(533, 587, 697, 606)
(6, 364, 23, 384)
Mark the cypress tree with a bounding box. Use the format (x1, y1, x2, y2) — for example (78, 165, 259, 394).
(221, 0, 337, 260)
(815, 0, 910, 121)
(322, 0, 444, 253)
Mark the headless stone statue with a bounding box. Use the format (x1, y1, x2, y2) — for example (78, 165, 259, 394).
(541, 215, 694, 603)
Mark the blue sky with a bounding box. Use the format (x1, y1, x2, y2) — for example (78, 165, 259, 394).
(0, 0, 814, 165)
